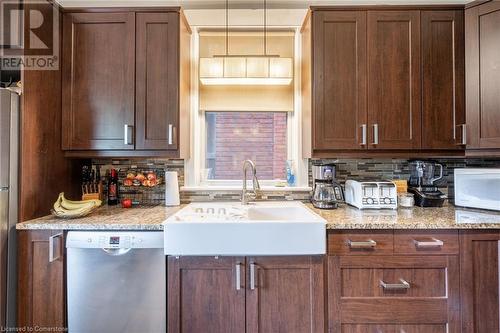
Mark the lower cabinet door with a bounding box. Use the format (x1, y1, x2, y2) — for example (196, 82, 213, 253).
(328, 256, 460, 333)
(460, 230, 500, 332)
(167, 256, 246, 333)
(17, 230, 65, 330)
(245, 256, 325, 333)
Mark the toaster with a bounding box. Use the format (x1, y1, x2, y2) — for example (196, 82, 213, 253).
(345, 180, 398, 209)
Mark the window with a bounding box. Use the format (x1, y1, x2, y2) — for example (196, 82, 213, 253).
(205, 112, 288, 180)
(184, 28, 309, 189)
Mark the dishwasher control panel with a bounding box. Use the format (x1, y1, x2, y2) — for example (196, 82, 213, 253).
(99, 235, 131, 248)
(66, 232, 164, 249)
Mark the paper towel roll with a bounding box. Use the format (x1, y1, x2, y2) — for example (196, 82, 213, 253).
(165, 171, 180, 206)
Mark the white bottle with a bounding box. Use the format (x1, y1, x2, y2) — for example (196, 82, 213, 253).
(165, 171, 180, 206)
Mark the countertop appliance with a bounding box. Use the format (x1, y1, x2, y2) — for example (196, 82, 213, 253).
(67, 231, 166, 333)
(455, 168, 500, 211)
(408, 160, 446, 207)
(344, 180, 398, 209)
(311, 163, 344, 209)
(0, 87, 20, 328)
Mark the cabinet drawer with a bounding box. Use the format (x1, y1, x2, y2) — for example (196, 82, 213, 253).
(341, 324, 447, 333)
(394, 231, 459, 255)
(328, 231, 393, 255)
(341, 266, 446, 298)
(329, 256, 459, 327)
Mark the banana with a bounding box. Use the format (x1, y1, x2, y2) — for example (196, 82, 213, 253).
(58, 193, 101, 210)
(52, 193, 102, 218)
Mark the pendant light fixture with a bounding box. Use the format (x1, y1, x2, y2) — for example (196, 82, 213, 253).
(199, 0, 293, 86)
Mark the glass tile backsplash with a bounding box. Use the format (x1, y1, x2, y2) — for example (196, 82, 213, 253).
(92, 158, 500, 203)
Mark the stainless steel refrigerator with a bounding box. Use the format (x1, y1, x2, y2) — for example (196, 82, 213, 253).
(0, 87, 20, 329)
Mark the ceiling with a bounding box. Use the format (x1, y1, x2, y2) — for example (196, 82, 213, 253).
(56, 0, 472, 27)
(57, 0, 471, 9)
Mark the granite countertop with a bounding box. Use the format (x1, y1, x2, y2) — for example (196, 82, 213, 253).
(16, 205, 185, 231)
(16, 202, 500, 231)
(314, 203, 500, 230)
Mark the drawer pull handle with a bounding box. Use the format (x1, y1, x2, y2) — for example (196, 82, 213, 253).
(348, 239, 377, 249)
(414, 238, 444, 248)
(380, 279, 410, 290)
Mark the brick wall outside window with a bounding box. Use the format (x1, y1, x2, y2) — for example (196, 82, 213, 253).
(206, 112, 287, 180)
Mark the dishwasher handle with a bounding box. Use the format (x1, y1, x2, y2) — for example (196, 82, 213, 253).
(101, 248, 133, 256)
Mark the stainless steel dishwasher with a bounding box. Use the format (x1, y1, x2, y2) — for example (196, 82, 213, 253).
(66, 231, 165, 333)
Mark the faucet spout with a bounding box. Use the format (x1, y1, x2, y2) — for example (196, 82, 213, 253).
(242, 160, 261, 205)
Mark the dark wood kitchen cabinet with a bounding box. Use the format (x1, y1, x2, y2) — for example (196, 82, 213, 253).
(308, 11, 367, 151)
(17, 230, 66, 330)
(303, 7, 466, 157)
(167, 256, 246, 333)
(421, 10, 465, 150)
(136, 12, 191, 151)
(465, 1, 500, 152)
(367, 11, 422, 150)
(62, 9, 191, 157)
(245, 256, 325, 333)
(168, 256, 325, 333)
(62, 12, 136, 151)
(460, 230, 500, 332)
(328, 231, 460, 333)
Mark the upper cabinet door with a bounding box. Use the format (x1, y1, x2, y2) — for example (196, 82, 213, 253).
(62, 12, 135, 150)
(422, 11, 465, 150)
(313, 11, 367, 151)
(136, 12, 179, 150)
(466, 2, 500, 149)
(367, 11, 421, 150)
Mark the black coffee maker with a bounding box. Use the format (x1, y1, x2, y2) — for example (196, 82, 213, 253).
(408, 160, 447, 207)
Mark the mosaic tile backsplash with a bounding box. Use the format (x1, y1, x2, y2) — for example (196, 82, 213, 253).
(92, 158, 500, 204)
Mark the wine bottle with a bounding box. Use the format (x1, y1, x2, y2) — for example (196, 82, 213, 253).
(107, 169, 119, 205)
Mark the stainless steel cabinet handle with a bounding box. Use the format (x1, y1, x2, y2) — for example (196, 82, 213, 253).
(49, 233, 63, 263)
(168, 124, 173, 145)
(414, 238, 444, 248)
(124, 125, 133, 145)
(360, 124, 367, 145)
(235, 262, 242, 290)
(348, 239, 377, 249)
(250, 263, 256, 290)
(372, 124, 379, 145)
(380, 279, 410, 290)
(457, 124, 467, 145)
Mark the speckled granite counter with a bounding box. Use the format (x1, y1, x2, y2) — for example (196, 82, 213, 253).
(312, 204, 500, 230)
(15, 202, 500, 230)
(16, 205, 185, 231)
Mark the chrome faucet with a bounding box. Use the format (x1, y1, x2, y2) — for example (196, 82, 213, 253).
(242, 160, 261, 205)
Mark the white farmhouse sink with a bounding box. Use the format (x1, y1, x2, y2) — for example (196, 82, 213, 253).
(163, 201, 326, 256)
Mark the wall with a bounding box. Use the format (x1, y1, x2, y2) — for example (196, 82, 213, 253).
(92, 158, 500, 204)
(310, 158, 500, 196)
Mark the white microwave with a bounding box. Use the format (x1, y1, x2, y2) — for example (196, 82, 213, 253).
(454, 169, 500, 211)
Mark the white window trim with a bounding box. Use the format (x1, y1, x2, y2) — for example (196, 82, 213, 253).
(184, 26, 309, 191)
